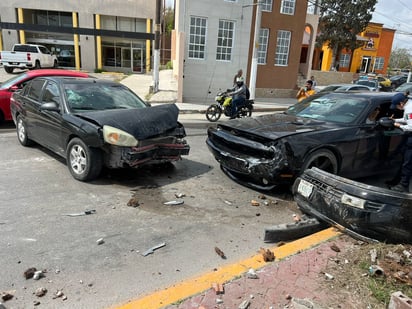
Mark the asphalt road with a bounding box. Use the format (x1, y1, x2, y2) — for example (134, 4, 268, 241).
(0, 125, 298, 308)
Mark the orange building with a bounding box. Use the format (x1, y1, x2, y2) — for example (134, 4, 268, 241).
(312, 22, 395, 75)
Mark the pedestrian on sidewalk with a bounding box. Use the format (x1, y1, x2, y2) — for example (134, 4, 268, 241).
(233, 69, 243, 86)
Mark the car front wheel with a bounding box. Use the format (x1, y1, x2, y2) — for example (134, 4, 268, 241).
(66, 138, 103, 181)
(16, 115, 33, 146)
(301, 149, 338, 175)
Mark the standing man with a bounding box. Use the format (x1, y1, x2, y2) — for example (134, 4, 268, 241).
(296, 80, 316, 102)
(233, 69, 243, 86)
(390, 97, 412, 192)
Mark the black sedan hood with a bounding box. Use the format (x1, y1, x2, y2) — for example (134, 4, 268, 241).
(76, 104, 180, 139)
(219, 113, 326, 140)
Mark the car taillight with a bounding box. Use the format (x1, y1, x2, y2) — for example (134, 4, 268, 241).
(27, 53, 31, 61)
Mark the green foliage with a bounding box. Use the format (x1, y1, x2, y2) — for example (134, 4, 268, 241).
(316, 0, 378, 65)
(163, 7, 174, 36)
(94, 68, 103, 73)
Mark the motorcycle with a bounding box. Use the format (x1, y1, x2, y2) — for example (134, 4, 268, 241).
(205, 91, 254, 122)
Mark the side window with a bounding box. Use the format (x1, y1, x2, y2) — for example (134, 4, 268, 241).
(27, 79, 46, 101)
(42, 81, 60, 105)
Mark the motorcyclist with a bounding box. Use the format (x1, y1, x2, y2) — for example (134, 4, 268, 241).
(227, 76, 248, 119)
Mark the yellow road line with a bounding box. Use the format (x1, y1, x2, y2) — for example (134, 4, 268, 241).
(113, 227, 341, 309)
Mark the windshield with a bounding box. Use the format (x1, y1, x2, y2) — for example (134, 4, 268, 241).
(356, 80, 377, 88)
(285, 93, 369, 124)
(64, 83, 148, 112)
(0, 73, 28, 89)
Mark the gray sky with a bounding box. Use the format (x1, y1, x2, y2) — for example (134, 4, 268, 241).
(371, 0, 412, 51)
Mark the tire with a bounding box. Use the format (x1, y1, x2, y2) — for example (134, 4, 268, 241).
(16, 115, 33, 146)
(238, 106, 252, 118)
(301, 149, 338, 175)
(66, 137, 103, 181)
(53, 60, 58, 68)
(206, 104, 222, 122)
(34, 61, 41, 69)
(4, 66, 14, 74)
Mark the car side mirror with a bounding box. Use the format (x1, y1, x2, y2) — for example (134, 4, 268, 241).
(40, 102, 60, 112)
(378, 117, 394, 128)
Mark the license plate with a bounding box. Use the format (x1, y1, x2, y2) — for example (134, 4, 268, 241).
(298, 179, 313, 198)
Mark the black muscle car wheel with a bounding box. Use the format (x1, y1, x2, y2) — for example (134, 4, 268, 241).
(302, 149, 338, 175)
(16, 116, 33, 146)
(67, 138, 103, 181)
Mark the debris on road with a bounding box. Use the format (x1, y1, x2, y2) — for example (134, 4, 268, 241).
(142, 242, 166, 256)
(96, 238, 105, 245)
(52, 290, 64, 299)
(215, 246, 226, 259)
(246, 268, 258, 279)
(64, 209, 96, 217)
(238, 299, 250, 309)
(35, 287, 47, 297)
(251, 200, 260, 206)
(369, 265, 385, 276)
(1, 290, 15, 301)
(323, 272, 334, 280)
(330, 243, 341, 252)
(292, 213, 301, 222)
(33, 270, 44, 280)
(212, 282, 224, 294)
(163, 200, 184, 206)
(24, 267, 37, 279)
(260, 248, 275, 262)
(127, 197, 140, 207)
(175, 193, 185, 198)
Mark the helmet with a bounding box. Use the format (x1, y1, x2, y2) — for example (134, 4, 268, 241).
(236, 76, 244, 86)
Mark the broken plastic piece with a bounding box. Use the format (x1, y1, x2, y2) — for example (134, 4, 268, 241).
(163, 200, 184, 205)
(142, 242, 166, 256)
(64, 209, 96, 217)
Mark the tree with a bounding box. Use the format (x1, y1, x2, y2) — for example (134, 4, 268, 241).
(389, 47, 412, 70)
(316, 0, 377, 70)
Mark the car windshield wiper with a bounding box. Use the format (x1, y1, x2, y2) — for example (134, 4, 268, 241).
(72, 106, 99, 111)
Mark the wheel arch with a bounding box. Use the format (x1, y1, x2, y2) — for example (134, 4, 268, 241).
(301, 145, 342, 174)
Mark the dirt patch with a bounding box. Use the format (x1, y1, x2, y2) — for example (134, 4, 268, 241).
(320, 235, 412, 308)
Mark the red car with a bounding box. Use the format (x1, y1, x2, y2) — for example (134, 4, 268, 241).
(0, 69, 89, 124)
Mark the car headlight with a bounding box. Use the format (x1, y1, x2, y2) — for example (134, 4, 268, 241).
(103, 125, 138, 147)
(341, 193, 365, 209)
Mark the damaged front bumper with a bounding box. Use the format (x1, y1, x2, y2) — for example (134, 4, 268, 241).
(292, 167, 412, 244)
(105, 136, 190, 168)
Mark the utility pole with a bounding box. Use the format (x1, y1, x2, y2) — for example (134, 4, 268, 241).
(153, 0, 162, 93)
(249, 1, 261, 100)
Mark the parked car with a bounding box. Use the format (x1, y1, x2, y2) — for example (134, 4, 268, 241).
(318, 83, 374, 93)
(395, 82, 412, 94)
(355, 79, 381, 91)
(0, 69, 89, 124)
(10, 76, 190, 181)
(0, 44, 58, 73)
(206, 92, 403, 190)
(293, 167, 412, 244)
(390, 75, 408, 90)
(57, 50, 75, 67)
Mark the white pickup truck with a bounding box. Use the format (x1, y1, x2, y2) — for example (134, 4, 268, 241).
(0, 44, 58, 73)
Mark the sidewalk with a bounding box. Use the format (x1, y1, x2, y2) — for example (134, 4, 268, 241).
(118, 70, 294, 114)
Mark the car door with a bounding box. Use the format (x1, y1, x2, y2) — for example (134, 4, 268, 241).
(35, 81, 69, 156)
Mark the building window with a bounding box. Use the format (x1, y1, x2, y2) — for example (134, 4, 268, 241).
(375, 57, 384, 70)
(216, 19, 235, 61)
(258, 28, 269, 64)
(100, 16, 146, 32)
(275, 30, 291, 66)
(280, 0, 296, 15)
(261, 0, 273, 12)
(339, 54, 351, 68)
(188, 16, 207, 59)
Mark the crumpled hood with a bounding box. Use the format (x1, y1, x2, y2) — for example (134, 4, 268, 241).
(76, 104, 180, 139)
(219, 113, 327, 139)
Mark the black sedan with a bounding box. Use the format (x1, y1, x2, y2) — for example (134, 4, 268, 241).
(293, 167, 412, 244)
(206, 92, 404, 190)
(10, 76, 190, 181)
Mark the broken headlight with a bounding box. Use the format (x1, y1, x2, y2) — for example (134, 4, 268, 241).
(103, 125, 138, 147)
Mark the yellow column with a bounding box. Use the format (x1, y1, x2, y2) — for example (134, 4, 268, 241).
(96, 14, 102, 70)
(72, 12, 81, 71)
(146, 18, 151, 72)
(17, 8, 26, 43)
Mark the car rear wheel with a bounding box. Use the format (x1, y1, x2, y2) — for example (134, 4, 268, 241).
(16, 115, 33, 146)
(66, 138, 103, 181)
(4, 66, 14, 74)
(301, 149, 338, 175)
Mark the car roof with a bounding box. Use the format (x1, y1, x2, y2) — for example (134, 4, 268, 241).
(26, 69, 89, 78)
(33, 76, 117, 85)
